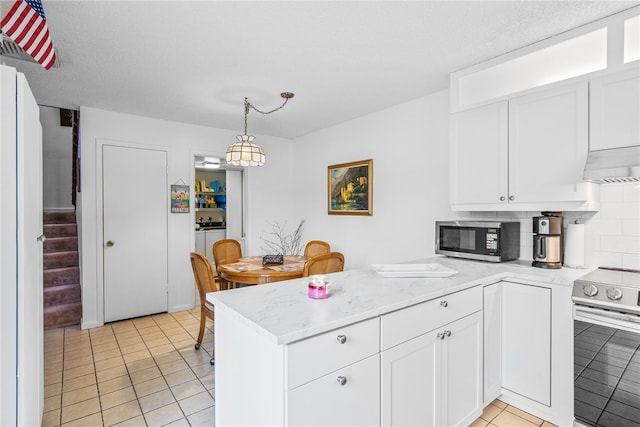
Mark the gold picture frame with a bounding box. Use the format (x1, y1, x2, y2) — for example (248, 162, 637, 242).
(328, 159, 373, 215)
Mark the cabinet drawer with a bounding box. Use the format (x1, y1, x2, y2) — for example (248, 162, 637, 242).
(286, 317, 379, 389)
(381, 286, 481, 350)
(287, 354, 380, 427)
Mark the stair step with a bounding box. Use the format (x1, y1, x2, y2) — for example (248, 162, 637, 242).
(44, 236, 78, 253)
(44, 284, 81, 307)
(44, 251, 79, 269)
(44, 302, 81, 330)
(44, 267, 80, 287)
(44, 224, 77, 238)
(43, 210, 76, 225)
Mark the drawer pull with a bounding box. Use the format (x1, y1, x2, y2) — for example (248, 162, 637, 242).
(437, 332, 445, 340)
(444, 330, 451, 337)
(440, 300, 448, 308)
(337, 376, 347, 386)
(336, 334, 347, 344)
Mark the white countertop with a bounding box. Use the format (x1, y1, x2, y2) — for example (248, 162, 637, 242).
(207, 256, 592, 346)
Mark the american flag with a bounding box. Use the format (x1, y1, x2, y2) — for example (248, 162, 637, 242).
(1, 0, 56, 70)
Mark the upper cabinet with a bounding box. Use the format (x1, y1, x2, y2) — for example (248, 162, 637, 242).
(590, 67, 640, 151)
(450, 80, 600, 211)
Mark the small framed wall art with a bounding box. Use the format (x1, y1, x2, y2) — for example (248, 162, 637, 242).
(328, 159, 373, 215)
(170, 184, 190, 213)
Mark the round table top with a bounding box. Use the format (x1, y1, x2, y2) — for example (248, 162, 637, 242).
(218, 255, 308, 285)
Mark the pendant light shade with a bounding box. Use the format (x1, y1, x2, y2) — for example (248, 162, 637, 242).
(225, 92, 294, 167)
(226, 134, 266, 167)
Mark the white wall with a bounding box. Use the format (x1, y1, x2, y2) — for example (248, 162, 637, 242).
(79, 106, 296, 328)
(40, 106, 73, 209)
(292, 89, 461, 269)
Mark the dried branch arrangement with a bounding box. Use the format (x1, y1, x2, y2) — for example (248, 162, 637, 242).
(261, 219, 306, 255)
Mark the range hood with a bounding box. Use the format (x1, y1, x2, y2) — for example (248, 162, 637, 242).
(583, 145, 640, 184)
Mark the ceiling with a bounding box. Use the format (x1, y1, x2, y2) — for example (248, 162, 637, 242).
(1, 1, 636, 139)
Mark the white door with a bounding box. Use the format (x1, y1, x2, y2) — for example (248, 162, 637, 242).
(381, 331, 440, 426)
(103, 144, 168, 322)
(15, 73, 44, 427)
(225, 169, 245, 252)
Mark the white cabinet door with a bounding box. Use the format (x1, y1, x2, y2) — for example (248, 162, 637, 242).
(195, 231, 205, 255)
(287, 354, 380, 427)
(443, 312, 482, 427)
(450, 101, 508, 205)
(502, 282, 551, 406)
(508, 81, 589, 203)
(590, 67, 640, 151)
(381, 331, 439, 426)
(205, 230, 226, 263)
(483, 283, 502, 405)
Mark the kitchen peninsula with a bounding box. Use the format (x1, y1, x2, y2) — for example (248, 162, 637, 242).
(208, 257, 590, 426)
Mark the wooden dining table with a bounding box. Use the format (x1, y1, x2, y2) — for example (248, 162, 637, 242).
(217, 255, 308, 286)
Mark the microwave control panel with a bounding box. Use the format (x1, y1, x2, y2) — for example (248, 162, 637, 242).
(485, 229, 498, 252)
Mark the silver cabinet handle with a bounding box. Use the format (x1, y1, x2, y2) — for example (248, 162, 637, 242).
(437, 332, 445, 340)
(440, 301, 448, 308)
(509, 195, 515, 201)
(500, 196, 506, 201)
(444, 330, 451, 337)
(37, 234, 46, 243)
(336, 376, 347, 386)
(106, 240, 115, 247)
(336, 335, 347, 344)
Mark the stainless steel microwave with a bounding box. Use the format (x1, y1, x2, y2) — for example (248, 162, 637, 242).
(435, 221, 520, 262)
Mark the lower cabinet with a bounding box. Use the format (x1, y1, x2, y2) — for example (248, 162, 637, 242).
(287, 355, 380, 426)
(381, 311, 482, 426)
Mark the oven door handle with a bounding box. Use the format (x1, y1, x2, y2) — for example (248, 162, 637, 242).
(574, 305, 640, 332)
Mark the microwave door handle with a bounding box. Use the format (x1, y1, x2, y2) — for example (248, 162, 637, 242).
(537, 237, 546, 259)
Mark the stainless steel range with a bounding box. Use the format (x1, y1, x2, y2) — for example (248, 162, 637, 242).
(572, 267, 640, 427)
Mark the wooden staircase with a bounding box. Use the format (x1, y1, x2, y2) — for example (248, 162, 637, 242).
(43, 210, 82, 329)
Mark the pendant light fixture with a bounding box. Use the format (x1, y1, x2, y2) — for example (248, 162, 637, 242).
(226, 92, 295, 167)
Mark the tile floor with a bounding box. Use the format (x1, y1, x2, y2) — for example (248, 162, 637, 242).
(470, 399, 557, 427)
(43, 304, 557, 427)
(42, 306, 216, 427)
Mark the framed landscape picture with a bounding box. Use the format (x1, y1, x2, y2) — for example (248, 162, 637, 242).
(328, 159, 373, 215)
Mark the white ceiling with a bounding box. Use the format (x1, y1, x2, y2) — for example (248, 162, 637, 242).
(1, 0, 636, 138)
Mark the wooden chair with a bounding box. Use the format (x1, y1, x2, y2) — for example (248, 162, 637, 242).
(304, 240, 331, 258)
(212, 239, 243, 289)
(189, 252, 218, 365)
(302, 252, 345, 277)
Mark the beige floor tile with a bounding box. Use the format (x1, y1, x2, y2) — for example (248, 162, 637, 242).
(199, 373, 215, 391)
(505, 405, 543, 425)
(148, 343, 175, 356)
(470, 418, 490, 427)
(133, 376, 168, 398)
(98, 375, 133, 396)
(45, 370, 63, 386)
(130, 366, 162, 385)
(62, 373, 96, 393)
(45, 382, 63, 398)
(164, 368, 197, 387)
(186, 405, 215, 427)
(60, 412, 103, 427)
(541, 422, 557, 427)
(171, 379, 206, 401)
(119, 342, 148, 355)
(62, 383, 99, 407)
(125, 357, 157, 373)
(122, 349, 152, 364)
(63, 363, 95, 381)
(480, 403, 503, 422)
(158, 359, 189, 376)
(164, 417, 191, 427)
(492, 399, 508, 409)
(191, 363, 214, 379)
(143, 402, 184, 427)
(111, 415, 146, 426)
(492, 411, 539, 427)
(93, 347, 122, 362)
(139, 388, 176, 413)
(101, 386, 138, 410)
(44, 394, 62, 412)
(60, 396, 101, 424)
(64, 343, 92, 356)
(138, 326, 162, 337)
(153, 350, 182, 366)
(41, 409, 61, 427)
(95, 355, 125, 372)
(96, 365, 129, 383)
(178, 391, 214, 416)
(144, 337, 171, 349)
(183, 352, 213, 368)
(64, 354, 94, 370)
(113, 329, 139, 340)
(116, 336, 144, 348)
(102, 400, 142, 427)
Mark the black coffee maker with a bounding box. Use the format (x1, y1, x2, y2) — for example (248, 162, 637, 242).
(532, 212, 563, 269)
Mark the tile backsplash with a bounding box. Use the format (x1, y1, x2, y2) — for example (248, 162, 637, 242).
(459, 182, 640, 269)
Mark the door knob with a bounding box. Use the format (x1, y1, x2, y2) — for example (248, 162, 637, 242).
(500, 196, 505, 201)
(106, 240, 115, 247)
(509, 195, 515, 201)
(36, 234, 46, 242)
